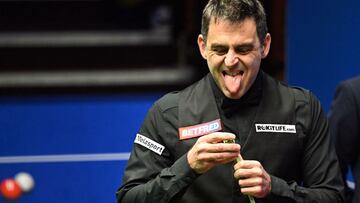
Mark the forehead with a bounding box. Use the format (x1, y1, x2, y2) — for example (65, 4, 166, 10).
(207, 17, 259, 44)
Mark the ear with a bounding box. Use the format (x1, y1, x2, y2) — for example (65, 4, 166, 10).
(261, 33, 271, 59)
(197, 34, 207, 59)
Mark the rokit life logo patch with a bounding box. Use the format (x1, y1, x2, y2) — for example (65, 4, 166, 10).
(255, 124, 296, 133)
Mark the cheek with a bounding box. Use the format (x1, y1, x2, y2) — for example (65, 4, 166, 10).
(241, 55, 262, 71)
(208, 55, 225, 68)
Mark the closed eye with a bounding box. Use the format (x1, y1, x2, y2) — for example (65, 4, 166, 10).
(210, 44, 228, 56)
(235, 45, 255, 55)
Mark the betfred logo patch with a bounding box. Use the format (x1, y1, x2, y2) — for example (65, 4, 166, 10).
(178, 119, 222, 140)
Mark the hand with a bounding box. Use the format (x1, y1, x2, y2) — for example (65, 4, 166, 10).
(187, 132, 240, 174)
(234, 160, 271, 198)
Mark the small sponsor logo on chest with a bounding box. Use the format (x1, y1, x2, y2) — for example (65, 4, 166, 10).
(255, 124, 296, 133)
(179, 119, 222, 140)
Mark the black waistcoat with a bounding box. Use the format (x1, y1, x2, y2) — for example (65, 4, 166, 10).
(176, 72, 302, 203)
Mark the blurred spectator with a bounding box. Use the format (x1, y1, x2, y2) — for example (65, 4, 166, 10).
(329, 75, 360, 203)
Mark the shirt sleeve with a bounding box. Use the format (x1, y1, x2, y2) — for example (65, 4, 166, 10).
(116, 102, 198, 203)
(266, 91, 345, 203)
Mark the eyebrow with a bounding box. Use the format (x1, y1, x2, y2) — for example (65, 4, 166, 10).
(210, 43, 228, 50)
(210, 42, 256, 50)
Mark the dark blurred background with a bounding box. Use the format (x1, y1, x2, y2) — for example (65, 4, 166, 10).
(0, 0, 285, 94)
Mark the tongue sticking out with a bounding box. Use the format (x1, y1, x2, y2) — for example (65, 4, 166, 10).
(223, 73, 242, 94)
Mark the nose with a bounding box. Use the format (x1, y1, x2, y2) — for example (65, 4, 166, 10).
(224, 51, 239, 67)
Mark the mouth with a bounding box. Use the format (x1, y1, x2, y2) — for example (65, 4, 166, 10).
(222, 70, 244, 77)
(220, 69, 245, 97)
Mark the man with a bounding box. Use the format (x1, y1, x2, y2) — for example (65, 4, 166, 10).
(329, 76, 360, 203)
(117, 0, 344, 202)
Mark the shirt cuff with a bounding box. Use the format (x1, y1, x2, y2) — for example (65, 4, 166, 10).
(269, 175, 295, 199)
(170, 153, 199, 182)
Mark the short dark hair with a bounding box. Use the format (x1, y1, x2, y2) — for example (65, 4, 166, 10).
(201, 0, 268, 44)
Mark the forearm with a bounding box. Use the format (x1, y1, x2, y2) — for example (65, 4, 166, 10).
(269, 175, 343, 203)
(117, 154, 197, 203)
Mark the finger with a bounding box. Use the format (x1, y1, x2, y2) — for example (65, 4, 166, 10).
(234, 167, 263, 179)
(201, 143, 240, 153)
(241, 185, 270, 198)
(200, 132, 236, 143)
(217, 157, 240, 165)
(240, 185, 263, 196)
(234, 160, 261, 170)
(198, 151, 240, 162)
(238, 177, 264, 188)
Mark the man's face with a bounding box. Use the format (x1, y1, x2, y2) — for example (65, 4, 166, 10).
(198, 17, 271, 99)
